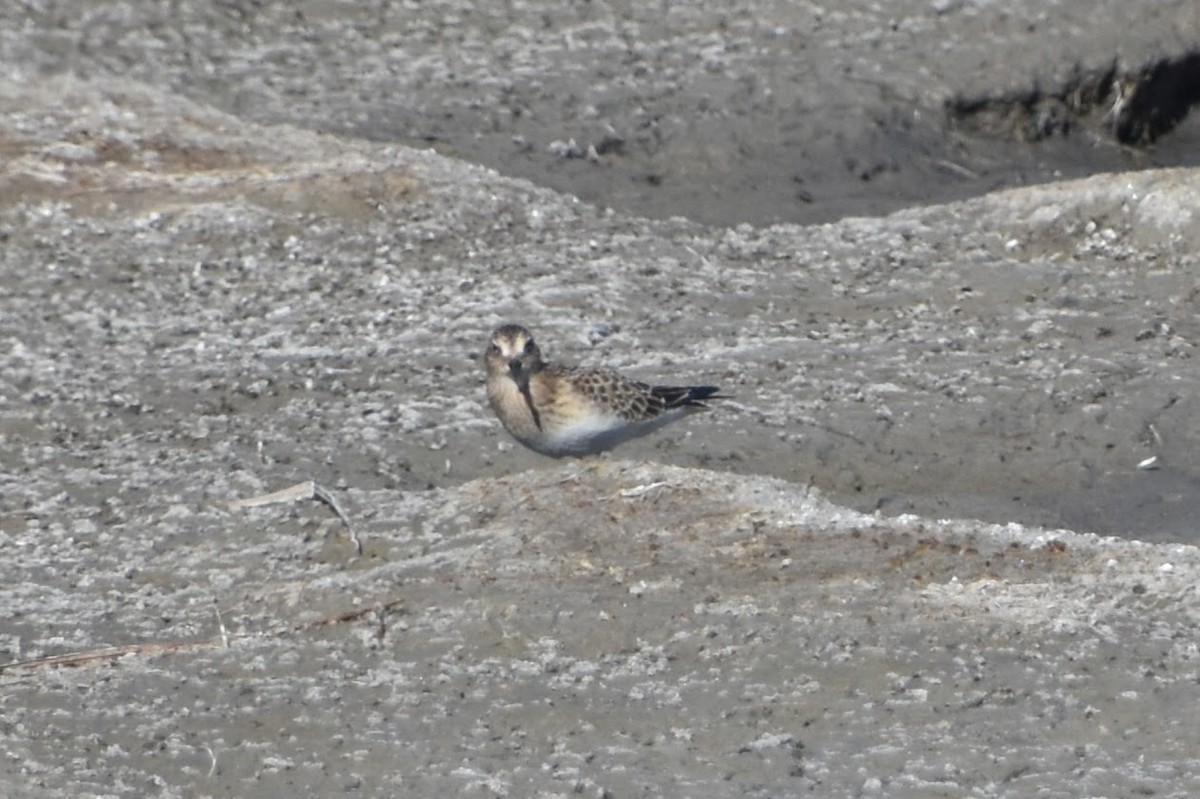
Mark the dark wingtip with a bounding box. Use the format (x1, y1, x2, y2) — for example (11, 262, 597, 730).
(689, 385, 725, 401)
(652, 384, 731, 408)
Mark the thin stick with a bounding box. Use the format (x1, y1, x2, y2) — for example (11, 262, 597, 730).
(310, 482, 362, 556)
(224, 481, 319, 509)
(0, 639, 218, 671)
(286, 596, 407, 632)
(0, 597, 406, 673)
(213, 599, 230, 649)
(225, 480, 362, 555)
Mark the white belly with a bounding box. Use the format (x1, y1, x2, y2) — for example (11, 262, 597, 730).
(523, 408, 688, 457)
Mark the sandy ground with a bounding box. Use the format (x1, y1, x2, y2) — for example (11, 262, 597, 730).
(3, 2, 1200, 797)
(4, 0, 1199, 228)
(6, 461, 1200, 797)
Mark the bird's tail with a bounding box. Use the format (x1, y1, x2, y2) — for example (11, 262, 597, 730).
(651, 384, 729, 409)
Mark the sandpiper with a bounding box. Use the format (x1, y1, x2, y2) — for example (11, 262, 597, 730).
(484, 324, 726, 457)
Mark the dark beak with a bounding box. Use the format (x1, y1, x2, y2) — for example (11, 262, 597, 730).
(507, 358, 523, 377)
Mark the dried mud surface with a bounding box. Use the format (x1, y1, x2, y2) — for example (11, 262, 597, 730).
(4, 2, 1200, 797)
(4, 0, 1199, 227)
(5, 462, 1200, 797)
(4, 77, 1198, 541)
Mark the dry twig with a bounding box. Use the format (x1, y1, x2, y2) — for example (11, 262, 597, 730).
(0, 597, 406, 674)
(225, 480, 362, 555)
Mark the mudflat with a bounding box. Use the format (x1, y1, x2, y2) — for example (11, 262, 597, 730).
(3, 2, 1200, 796)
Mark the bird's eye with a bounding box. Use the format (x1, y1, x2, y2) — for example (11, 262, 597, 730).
(488, 343, 500, 355)
(524, 339, 536, 354)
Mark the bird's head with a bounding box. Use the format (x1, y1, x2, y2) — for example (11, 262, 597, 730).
(486, 324, 544, 384)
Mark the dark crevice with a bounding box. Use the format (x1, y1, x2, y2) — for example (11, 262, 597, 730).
(1112, 52, 1200, 144)
(946, 51, 1200, 146)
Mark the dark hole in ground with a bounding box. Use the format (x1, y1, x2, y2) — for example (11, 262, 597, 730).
(946, 52, 1200, 147)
